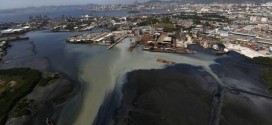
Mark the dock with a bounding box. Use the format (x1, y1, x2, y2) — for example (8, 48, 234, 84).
(67, 32, 114, 45)
(91, 33, 108, 41)
(107, 35, 127, 50)
(144, 48, 196, 54)
(128, 41, 140, 51)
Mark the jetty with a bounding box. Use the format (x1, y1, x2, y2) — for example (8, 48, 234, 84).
(107, 35, 127, 50)
(145, 47, 196, 54)
(128, 40, 140, 51)
(67, 32, 114, 45)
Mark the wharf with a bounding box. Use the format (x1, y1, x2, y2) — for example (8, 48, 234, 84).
(67, 32, 113, 45)
(91, 33, 108, 41)
(128, 40, 140, 51)
(144, 48, 196, 54)
(107, 35, 127, 50)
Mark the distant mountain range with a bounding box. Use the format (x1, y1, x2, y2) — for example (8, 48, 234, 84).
(148, 0, 271, 4)
(0, 4, 97, 12)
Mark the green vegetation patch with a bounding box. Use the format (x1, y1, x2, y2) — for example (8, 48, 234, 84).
(138, 17, 161, 26)
(110, 27, 118, 31)
(153, 23, 177, 32)
(13, 99, 34, 118)
(139, 17, 178, 32)
(138, 17, 176, 32)
(177, 13, 230, 23)
(253, 57, 272, 65)
(38, 73, 60, 87)
(262, 69, 272, 94)
(162, 23, 177, 32)
(0, 68, 41, 124)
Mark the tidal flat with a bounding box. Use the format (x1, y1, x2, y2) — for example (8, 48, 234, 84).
(1, 31, 272, 125)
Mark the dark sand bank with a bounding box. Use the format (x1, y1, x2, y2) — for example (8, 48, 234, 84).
(113, 51, 272, 125)
(93, 84, 121, 125)
(115, 64, 218, 125)
(210, 52, 272, 125)
(211, 51, 271, 95)
(220, 92, 271, 125)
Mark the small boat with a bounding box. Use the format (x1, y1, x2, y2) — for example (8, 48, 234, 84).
(156, 58, 175, 65)
(216, 48, 229, 55)
(212, 44, 220, 51)
(216, 51, 228, 55)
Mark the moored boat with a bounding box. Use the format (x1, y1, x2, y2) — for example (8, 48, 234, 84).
(156, 58, 175, 65)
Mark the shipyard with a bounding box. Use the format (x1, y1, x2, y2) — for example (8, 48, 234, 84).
(58, 5, 272, 58)
(1, 3, 272, 58)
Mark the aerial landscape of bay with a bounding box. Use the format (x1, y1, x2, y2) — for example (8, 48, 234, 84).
(1, 1, 272, 125)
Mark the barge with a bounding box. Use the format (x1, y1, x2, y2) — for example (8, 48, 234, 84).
(156, 58, 175, 65)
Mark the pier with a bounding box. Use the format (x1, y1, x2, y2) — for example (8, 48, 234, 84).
(67, 32, 113, 45)
(128, 40, 140, 51)
(107, 35, 127, 50)
(91, 33, 108, 41)
(144, 48, 196, 54)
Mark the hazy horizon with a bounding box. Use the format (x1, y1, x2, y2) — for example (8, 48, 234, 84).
(0, 0, 152, 10)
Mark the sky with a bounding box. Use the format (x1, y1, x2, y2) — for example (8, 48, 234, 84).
(0, 0, 148, 10)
